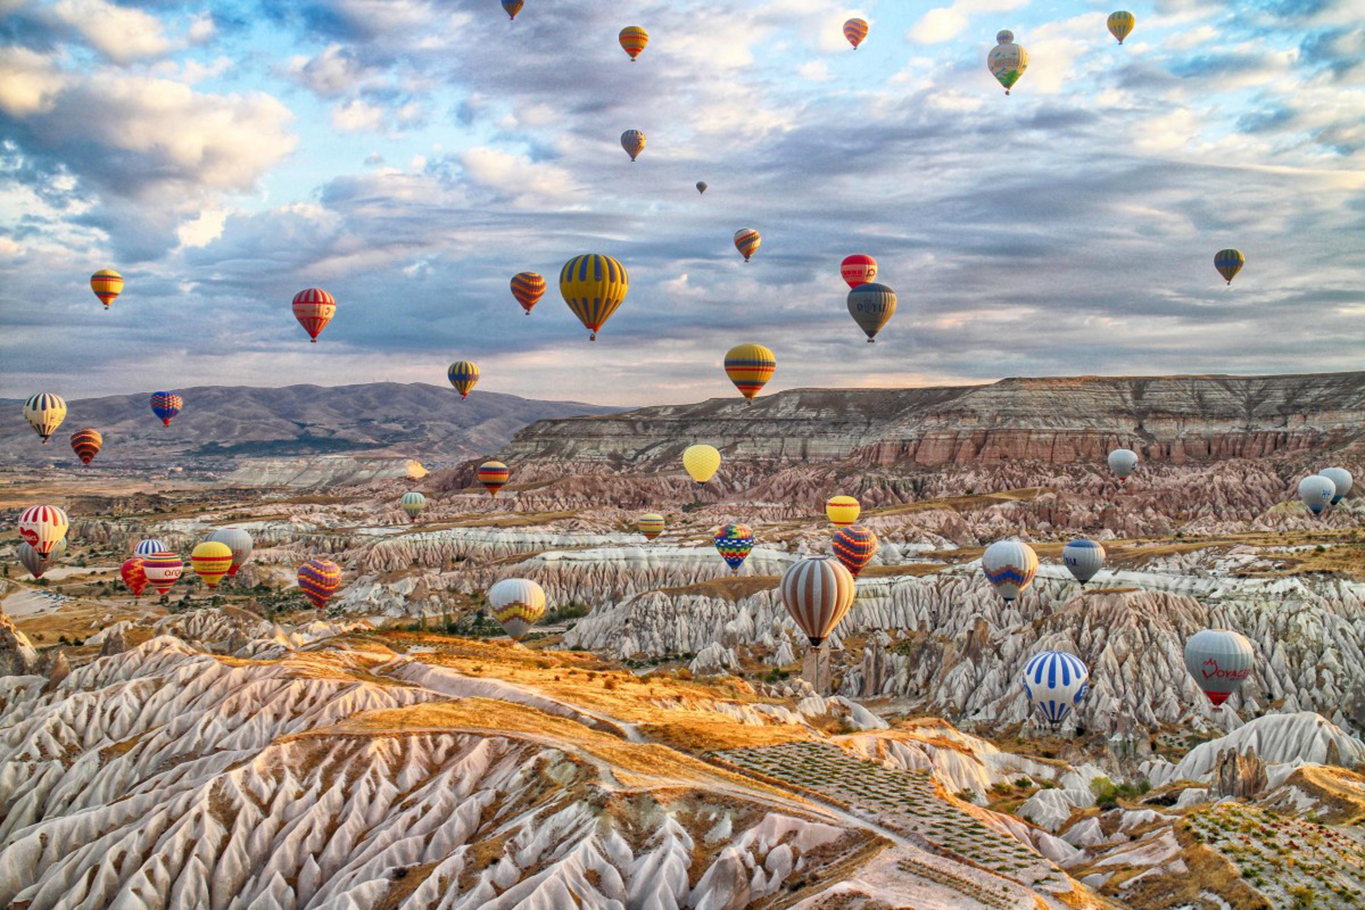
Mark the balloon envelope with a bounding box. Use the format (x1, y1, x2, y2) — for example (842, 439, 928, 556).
(401, 491, 427, 520)
(479, 461, 511, 496)
(1106, 10, 1135, 43)
(121, 556, 148, 597)
(982, 539, 1038, 601)
(1318, 467, 1352, 504)
(150, 392, 182, 427)
(143, 552, 184, 596)
(70, 428, 103, 464)
(825, 495, 861, 527)
(843, 18, 868, 48)
(292, 288, 336, 342)
(1107, 448, 1139, 481)
(840, 254, 877, 288)
(488, 577, 546, 639)
(621, 129, 646, 161)
(638, 513, 665, 540)
(1214, 249, 1244, 285)
(733, 228, 761, 262)
(1184, 629, 1254, 706)
(191, 541, 234, 588)
(683, 444, 721, 484)
(713, 523, 754, 573)
(511, 272, 545, 314)
(298, 558, 342, 608)
(696, 181, 708, 194)
(1022, 651, 1090, 728)
(1298, 475, 1335, 514)
(723, 343, 776, 401)
(988, 36, 1028, 93)
(448, 360, 480, 399)
(847, 283, 896, 342)
(18, 542, 52, 580)
(1061, 538, 1106, 584)
(619, 26, 648, 60)
(560, 254, 629, 341)
(502, 0, 522, 18)
(832, 526, 877, 578)
(18, 505, 69, 557)
(91, 269, 123, 309)
(23, 393, 66, 443)
(135, 538, 169, 557)
(206, 527, 254, 576)
(780, 556, 856, 646)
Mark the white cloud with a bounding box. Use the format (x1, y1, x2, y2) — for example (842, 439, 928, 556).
(332, 98, 384, 132)
(799, 60, 833, 81)
(176, 206, 229, 249)
(0, 48, 68, 117)
(50, 0, 172, 62)
(908, 0, 1029, 44)
(459, 147, 580, 209)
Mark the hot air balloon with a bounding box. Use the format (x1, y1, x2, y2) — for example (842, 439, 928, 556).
(502, 0, 522, 20)
(479, 460, 510, 497)
(143, 551, 184, 597)
(401, 491, 427, 521)
(713, 523, 754, 574)
(843, 17, 868, 49)
(191, 541, 234, 589)
(638, 512, 665, 540)
(832, 526, 878, 578)
(1319, 467, 1353, 504)
(150, 391, 182, 427)
(1061, 538, 1106, 584)
(696, 181, 708, 194)
(621, 129, 646, 161)
(23, 393, 66, 443)
(18, 542, 52, 580)
(847, 283, 896, 342)
(18, 505, 68, 557)
(206, 527, 253, 576)
(723, 343, 776, 402)
(69, 428, 102, 464)
(135, 538, 169, 557)
(560, 253, 629, 341)
(292, 288, 336, 342)
(982, 539, 1038, 602)
(488, 577, 546, 639)
(780, 556, 856, 646)
(1107, 448, 1138, 483)
(1022, 651, 1090, 729)
(448, 360, 480, 399)
(1184, 629, 1254, 707)
(1106, 10, 1135, 44)
(121, 556, 148, 598)
(1299, 475, 1335, 515)
(683, 444, 721, 484)
(988, 30, 1028, 94)
(298, 558, 342, 608)
(619, 26, 648, 60)
(1214, 249, 1244, 285)
(840, 254, 877, 289)
(91, 269, 123, 309)
(826, 495, 861, 527)
(511, 272, 545, 315)
(733, 228, 761, 262)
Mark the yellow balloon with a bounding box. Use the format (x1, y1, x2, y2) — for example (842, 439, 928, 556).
(682, 444, 721, 484)
(190, 540, 234, 589)
(1107, 10, 1135, 44)
(825, 495, 861, 527)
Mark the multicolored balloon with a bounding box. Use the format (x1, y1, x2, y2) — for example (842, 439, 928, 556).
(619, 26, 648, 61)
(23, 393, 66, 443)
(1319, 467, 1353, 505)
(696, 181, 708, 194)
(682, 444, 721, 484)
(206, 527, 253, 576)
(502, 0, 522, 20)
(1215, 249, 1245, 285)
(448, 360, 480, 399)
(1107, 448, 1138, 483)
(121, 556, 148, 598)
(780, 556, 856, 647)
(1022, 651, 1090, 728)
(638, 512, 665, 540)
(191, 540, 234, 589)
(560, 253, 629, 341)
(723, 343, 776, 401)
(843, 18, 868, 49)
(713, 523, 755, 574)
(143, 551, 184, 597)
(847, 283, 896, 342)
(488, 578, 546, 639)
(135, 538, 169, 557)
(68, 428, 102, 464)
(401, 491, 427, 521)
(18, 505, 68, 557)
(292, 288, 336, 342)
(733, 228, 761, 262)
(621, 129, 646, 162)
(826, 495, 861, 527)
(988, 30, 1028, 95)
(150, 392, 182, 427)
(832, 526, 878, 578)
(1062, 538, 1106, 584)
(91, 269, 123, 309)
(479, 460, 511, 497)
(511, 272, 545, 315)
(1106, 10, 1135, 44)
(298, 558, 342, 608)
(840, 254, 877, 289)
(1184, 629, 1254, 707)
(982, 539, 1038, 602)
(1299, 475, 1335, 515)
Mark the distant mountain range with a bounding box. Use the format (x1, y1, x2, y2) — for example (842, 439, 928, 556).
(0, 384, 624, 469)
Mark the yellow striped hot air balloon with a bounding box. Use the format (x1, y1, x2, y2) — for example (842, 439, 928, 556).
(683, 444, 721, 484)
(619, 26, 648, 61)
(826, 495, 861, 527)
(560, 254, 629, 341)
(90, 269, 123, 309)
(621, 129, 646, 161)
(638, 513, 665, 540)
(191, 540, 234, 589)
(23, 393, 66, 444)
(448, 360, 480, 399)
(723, 344, 776, 402)
(733, 228, 761, 262)
(1107, 11, 1135, 44)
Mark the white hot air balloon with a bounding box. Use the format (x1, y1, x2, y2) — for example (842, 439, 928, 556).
(982, 539, 1038, 602)
(487, 578, 547, 640)
(1184, 629, 1254, 708)
(1107, 448, 1139, 483)
(1298, 475, 1335, 515)
(1021, 651, 1090, 729)
(206, 527, 254, 577)
(1318, 467, 1353, 505)
(779, 556, 856, 647)
(1061, 538, 1106, 584)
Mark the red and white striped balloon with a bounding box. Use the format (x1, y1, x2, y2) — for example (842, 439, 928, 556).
(292, 288, 336, 342)
(18, 505, 69, 557)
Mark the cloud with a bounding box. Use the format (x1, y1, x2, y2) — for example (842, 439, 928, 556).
(908, 0, 1029, 44)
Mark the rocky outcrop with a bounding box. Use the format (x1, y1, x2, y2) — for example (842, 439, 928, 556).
(1212, 747, 1269, 800)
(223, 456, 429, 487)
(0, 611, 40, 677)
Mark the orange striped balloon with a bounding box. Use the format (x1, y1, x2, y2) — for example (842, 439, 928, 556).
(70, 428, 103, 464)
(723, 343, 776, 401)
(619, 26, 648, 61)
(292, 287, 336, 342)
(90, 269, 123, 309)
(843, 18, 868, 49)
(191, 540, 234, 589)
(733, 228, 761, 262)
(478, 460, 511, 497)
(298, 558, 342, 608)
(511, 272, 545, 315)
(638, 512, 665, 540)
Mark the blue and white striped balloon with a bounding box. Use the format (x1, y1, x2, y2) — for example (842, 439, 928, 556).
(1022, 650, 1090, 728)
(135, 538, 169, 557)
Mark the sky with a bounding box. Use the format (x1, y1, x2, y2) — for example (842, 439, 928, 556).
(1, 0, 1362, 407)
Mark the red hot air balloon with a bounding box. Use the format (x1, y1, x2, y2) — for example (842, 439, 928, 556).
(121, 556, 148, 599)
(292, 288, 336, 342)
(70, 428, 103, 464)
(511, 272, 545, 315)
(843, 18, 869, 49)
(298, 558, 342, 608)
(840, 254, 878, 288)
